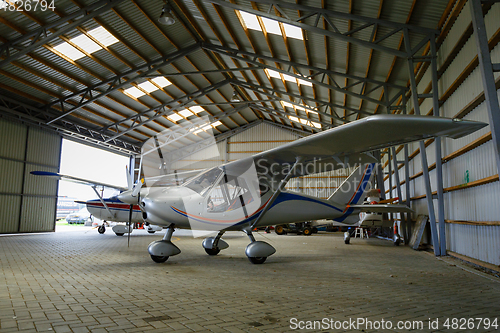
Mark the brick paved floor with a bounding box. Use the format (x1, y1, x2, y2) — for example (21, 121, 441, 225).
(0, 227, 499, 332)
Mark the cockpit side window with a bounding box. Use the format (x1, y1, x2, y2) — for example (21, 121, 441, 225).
(184, 167, 222, 196)
(207, 174, 253, 213)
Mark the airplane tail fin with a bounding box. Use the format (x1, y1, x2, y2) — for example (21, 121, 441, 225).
(328, 163, 376, 205)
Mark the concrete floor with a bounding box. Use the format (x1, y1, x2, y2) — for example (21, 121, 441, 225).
(1, 227, 499, 333)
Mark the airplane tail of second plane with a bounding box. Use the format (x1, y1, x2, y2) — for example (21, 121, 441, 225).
(327, 163, 376, 206)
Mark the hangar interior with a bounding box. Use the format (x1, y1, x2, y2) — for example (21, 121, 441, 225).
(1, 0, 499, 265)
(1, 0, 500, 331)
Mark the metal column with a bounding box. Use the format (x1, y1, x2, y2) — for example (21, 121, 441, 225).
(470, 0, 500, 177)
(430, 38, 446, 256)
(403, 96, 412, 243)
(392, 147, 404, 242)
(404, 144, 412, 242)
(404, 28, 441, 256)
(374, 150, 386, 201)
(387, 148, 393, 222)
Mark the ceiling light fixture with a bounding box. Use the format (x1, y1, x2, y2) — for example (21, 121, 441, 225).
(231, 90, 241, 102)
(158, 3, 176, 26)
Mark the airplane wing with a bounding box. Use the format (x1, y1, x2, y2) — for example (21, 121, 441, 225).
(348, 204, 414, 213)
(228, 115, 486, 179)
(30, 171, 128, 191)
(31, 169, 201, 191)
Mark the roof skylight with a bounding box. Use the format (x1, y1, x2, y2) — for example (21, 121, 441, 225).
(188, 106, 204, 114)
(137, 81, 158, 94)
(87, 26, 119, 47)
(123, 87, 145, 99)
(239, 11, 304, 40)
(167, 113, 183, 122)
(281, 101, 318, 114)
(178, 109, 194, 118)
(53, 26, 118, 61)
(151, 76, 171, 88)
(123, 77, 172, 99)
(53, 43, 85, 61)
(71, 34, 101, 54)
(283, 24, 303, 40)
(240, 11, 261, 30)
(288, 116, 321, 129)
(266, 69, 313, 87)
(261, 17, 281, 35)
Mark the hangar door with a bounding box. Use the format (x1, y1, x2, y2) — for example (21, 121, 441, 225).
(0, 118, 61, 233)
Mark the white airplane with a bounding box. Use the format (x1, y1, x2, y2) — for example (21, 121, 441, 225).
(33, 115, 485, 264)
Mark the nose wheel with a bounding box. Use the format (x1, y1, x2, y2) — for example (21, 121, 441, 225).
(151, 255, 169, 263)
(202, 231, 229, 256)
(248, 256, 267, 264)
(148, 226, 180, 263)
(204, 248, 220, 256)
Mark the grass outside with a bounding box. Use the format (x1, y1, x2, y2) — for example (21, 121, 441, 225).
(56, 220, 86, 226)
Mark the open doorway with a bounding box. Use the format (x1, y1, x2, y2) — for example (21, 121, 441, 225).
(56, 139, 129, 232)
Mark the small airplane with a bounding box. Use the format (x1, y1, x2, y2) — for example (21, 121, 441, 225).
(33, 115, 486, 264)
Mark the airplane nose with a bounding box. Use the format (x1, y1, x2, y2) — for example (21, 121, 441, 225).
(117, 190, 137, 204)
(141, 195, 187, 226)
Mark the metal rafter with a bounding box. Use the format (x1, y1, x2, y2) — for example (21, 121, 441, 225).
(231, 79, 372, 120)
(4, 60, 153, 140)
(356, 0, 385, 120)
(229, 0, 286, 125)
(164, 0, 252, 126)
(265, 2, 307, 131)
(250, 104, 334, 130)
(211, 0, 281, 124)
(208, 0, 438, 57)
(0, 0, 127, 69)
(0, 11, 158, 135)
(103, 80, 233, 142)
(0, 95, 139, 154)
(202, 43, 407, 106)
(45, 44, 200, 124)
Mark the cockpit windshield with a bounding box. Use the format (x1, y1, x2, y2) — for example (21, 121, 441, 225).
(183, 167, 223, 196)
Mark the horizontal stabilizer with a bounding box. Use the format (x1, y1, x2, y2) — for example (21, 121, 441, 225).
(348, 204, 414, 213)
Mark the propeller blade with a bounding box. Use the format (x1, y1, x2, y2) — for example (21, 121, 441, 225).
(127, 204, 133, 248)
(126, 166, 133, 190)
(132, 178, 144, 197)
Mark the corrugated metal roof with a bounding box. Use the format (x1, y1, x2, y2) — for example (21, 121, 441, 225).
(0, 0, 451, 153)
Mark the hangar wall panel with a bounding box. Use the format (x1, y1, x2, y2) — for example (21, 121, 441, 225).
(0, 118, 61, 234)
(382, 1, 500, 265)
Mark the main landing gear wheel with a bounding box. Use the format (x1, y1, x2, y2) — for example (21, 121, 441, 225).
(97, 225, 105, 234)
(205, 248, 220, 256)
(147, 231, 155, 234)
(303, 228, 312, 236)
(248, 257, 267, 264)
(115, 233, 124, 236)
(151, 255, 169, 263)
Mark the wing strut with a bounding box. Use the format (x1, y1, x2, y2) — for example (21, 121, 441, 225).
(91, 186, 115, 218)
(250, 156, 304, 229)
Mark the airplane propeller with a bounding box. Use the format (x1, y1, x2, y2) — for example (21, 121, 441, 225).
(124, 166, 144, 247)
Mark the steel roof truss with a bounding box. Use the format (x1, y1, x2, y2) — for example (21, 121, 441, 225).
(45, 44, 200, 125)
(103, 80, 231, 142)
(208, 0, 438, 58)
(0, 0, 128, 69)
(0, 95, 139, 153)
(231, 79, 372, 120)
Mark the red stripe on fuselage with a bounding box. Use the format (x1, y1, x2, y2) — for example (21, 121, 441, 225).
(87, 202, 141, 211)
